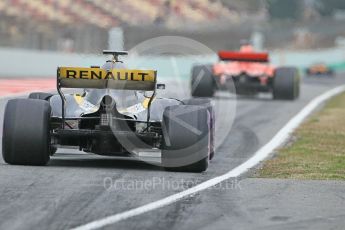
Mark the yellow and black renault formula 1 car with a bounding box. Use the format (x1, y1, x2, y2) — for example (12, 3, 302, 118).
(2, 51, 215, 172)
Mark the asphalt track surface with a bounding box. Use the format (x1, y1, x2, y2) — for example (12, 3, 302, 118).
(0, 75, 344, 230)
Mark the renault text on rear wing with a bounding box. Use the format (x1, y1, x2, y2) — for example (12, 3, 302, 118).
(57, 67, 157, 91)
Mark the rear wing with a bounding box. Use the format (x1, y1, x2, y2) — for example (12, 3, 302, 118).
(56, 67, 157, 129)
(218, 51, 269, 63)
(57, 67, 157, 91)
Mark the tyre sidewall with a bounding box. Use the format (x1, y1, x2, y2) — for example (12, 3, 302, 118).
(2, 99, 51, 165)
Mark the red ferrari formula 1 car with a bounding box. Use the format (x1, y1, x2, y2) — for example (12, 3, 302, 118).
(191, 45, 300, 100)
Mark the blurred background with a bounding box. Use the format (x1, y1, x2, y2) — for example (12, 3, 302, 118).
(1, 0, 345, 78)
(1, 0, 345, 52)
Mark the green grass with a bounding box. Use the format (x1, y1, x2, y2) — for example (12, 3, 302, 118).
(255, 92, 345, 180)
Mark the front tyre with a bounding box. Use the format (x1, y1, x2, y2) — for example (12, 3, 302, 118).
(28, 92, 54, 100)
(273, 67, 300, 100)
(191, 65, 216, 98)
(2, 99, 51, 165)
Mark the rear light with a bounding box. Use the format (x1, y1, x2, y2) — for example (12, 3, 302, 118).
(100, 113, 112, 126)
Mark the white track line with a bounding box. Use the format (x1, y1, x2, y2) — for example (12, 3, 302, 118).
(71, 85, 345, 230)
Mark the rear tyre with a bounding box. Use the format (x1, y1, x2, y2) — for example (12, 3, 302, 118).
(28, 92, 54, 101)
(28, 92, 55, 155)
(162, 105, 210, 172)
(182, 98, 215, 160)
(2, 99, 51, 165)
(191, 65, 215, 97)
(273, 67, 300, 100)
